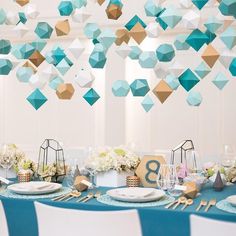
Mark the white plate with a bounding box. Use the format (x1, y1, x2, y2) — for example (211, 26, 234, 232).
(7, 181, 62, 195)
(226, 195, 236, 207)
(107, 188, 166, 203)
(115, 187, 154, 198)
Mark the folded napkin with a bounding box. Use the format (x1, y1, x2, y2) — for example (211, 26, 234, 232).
(16, 183, 54, 191)
(116, 188, 154, 198)
(0, 176, 13, 185)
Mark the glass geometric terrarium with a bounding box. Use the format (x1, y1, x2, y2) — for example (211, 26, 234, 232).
(37, 139, 66, 183)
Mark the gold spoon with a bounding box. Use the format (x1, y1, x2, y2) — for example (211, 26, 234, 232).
(65, 191, 82, 201)
(181, 199, 193, 211)
(196, 199, 208, 211)
(173, 197, 187, 210)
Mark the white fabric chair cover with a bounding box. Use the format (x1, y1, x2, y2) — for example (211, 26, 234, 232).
(0, 201, 9, 236)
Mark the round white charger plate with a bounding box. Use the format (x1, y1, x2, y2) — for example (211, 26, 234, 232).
(216, 199, 236, 214)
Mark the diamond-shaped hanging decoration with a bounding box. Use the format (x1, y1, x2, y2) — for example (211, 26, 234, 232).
(35, 22, 53, 39)
(83, 88, 100, 105)
(55, 19, 70, 36)
(204, 16, 222, 33)
(219, 0, 236, 19)
(146, 22, 160, 38)
(0, 59, 13, 75)
(125, 15, 147, 31)
(182, 10, 200, 29)
(220, 27, 236, 49)
(97, 29, 116, 49)
(72, 7, 90, 23)
(229, 58, 236, 76)
(186, 90, 202, 106)
(49, 76, 64, 90)
(56, 58, 71, 75)
(153, 80, 173, 103)
(159, 7, 182, 29)
(174, 34, 190, 50)
(194, 61, 211, 79)
(201, 44, 220, 68)
(115, 28, 130, 45)
(115, 44, 131, 59)
(0, 39, 11, 54)
(169, 61, 184, 77)
(72, 0, 87, 8)
(192, 0, 208, 10)
(180, 0, 193, 8)
(24, 4, 39, 19)
(186, 29, 208, 51)
(16, 0, 29, 7)
(31, 40, 47, 52)
(219, 49, 235, 68)
(141, 95, 154, 112)
(156, 44, 175, 62)
(68, 38, 85, 59)
(129, 22, 147, 44)
(179, 68, 200, 91)
(29, 74, 46, 89)
(74, 69, 95, 88)
(154, 63, 169, 79)
(144, 0, 162, 17)
(29, 50, 45, 67)
(212, 72, 229, 90)
(139, 51, 157, 68)
(27, 88, 47, 110)
(130, 79, 150, 96)
(42, 65, 57, 81)
(164, 74, 180, 90)
(112, 80, 130, 97)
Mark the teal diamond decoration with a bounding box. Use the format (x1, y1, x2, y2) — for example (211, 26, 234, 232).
(20, 43, 35, 59)
(84, 23, 101, 39)
(16, 67, 33, 82)
(58, 1, 74, 16)
(0, 39, 11, 54)
(220, 27, 236, 49)
(187, 90, 202, 106)
(192, 0, 208, 10)
(130, 79, 150, 96)
(139, 51, 157, 68)
(112, 80, 130, 97)
(156, 44, 175, 62)
(156, 17, 168, 30)
(212, 72, 229, 90)
(31, 40, 47, 52)
(89, 50, 107, 68)
(72, 0, 87, 9)
(35, 22, 53, 39)
(229, 58, 236, 76)
(0, 59, 13, 75)
(129, 46, 142, 60)
(83, 88, 100, 106)
(56, 58, 71, 75)
(205, 30, 216, 45)
(49, 76, 64, 90)
(125, 15, 147, 31)
(158, 7, 182, 28)
(204, 16, 222, 33)
(219, 0, 236, 18)
(27, 88, 47, 110)
(174, 34, 190, 50)
(141, 95, 154, 112)
(164, 74, 180, 90)
(51, 47, 66, 66)
(97, 29, 116, 49)
(178, 69, 200, 91)
(144, 0, 162, 17)
(194, 62, 211, 79)
(18, 12, 27, 24)
(0, 8, 6, 24)
(186, 29, 208, 51)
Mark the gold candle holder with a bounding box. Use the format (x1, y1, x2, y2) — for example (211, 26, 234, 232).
(126, 176, 140, 187)
(18, 172, 31, 182)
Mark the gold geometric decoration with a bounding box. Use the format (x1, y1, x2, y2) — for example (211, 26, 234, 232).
(97, 0, 105, 5)
(201, 44, 220, 68)
(16, 0, 29, 6)
(106, 4, 122, 20)
(55, 19, 70, 36)
(115, 28, 130, 45)
(29, 50, 45, 67)
(153, 80, 173, 104)
(22, 61, 37, 73)
(56, 83, 75, 99)
(129, 22, 147, 44)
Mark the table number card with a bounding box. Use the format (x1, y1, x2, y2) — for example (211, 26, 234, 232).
(135, 155, 166, 188)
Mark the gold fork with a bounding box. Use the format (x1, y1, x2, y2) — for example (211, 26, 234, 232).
(196, 199, 207, 211)
(77, 192, 93, 203)
(82, 192, 94, 203)
(94, 191, 101, 198)
(205, 199, 216, 212)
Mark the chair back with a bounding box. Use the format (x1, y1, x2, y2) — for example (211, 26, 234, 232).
(0, 201, 9, 236)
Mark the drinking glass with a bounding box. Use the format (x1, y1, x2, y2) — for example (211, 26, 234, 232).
(221, 145, 235, 168)
(0, 146, 14, 178)
(185, 150, 198, 173)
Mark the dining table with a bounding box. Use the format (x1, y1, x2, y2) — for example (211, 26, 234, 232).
(1, 182, 236, 236)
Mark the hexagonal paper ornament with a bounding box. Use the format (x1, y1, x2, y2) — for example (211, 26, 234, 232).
(6, 12, 20, 25)
(153, 80, 173, 103)
(29, 74, 46, 89)
(22, 61, 37, 73)
(174, 34, 190, 50)
(106, 4, 122, 20)
(112, 80, 130, 97)
(29, 50, 45, 67)
(72, 0, 87, 8)
(154, 63, 169, 78)
(83, 88, 100, 105)
(58, 1, 74, 16)
(42, 65, 57, 81)
(0, 9, 6, 24)
(186, 90, 202, 106)
(130, 79, 150, 96)
(72, 8, 90, 23)
(178, 69, 200, 91)
(220, 27, 236, 50)
(192, 0, 208, 10)
(204, 16, 222, 33)
(219, 0, 236, 18)
(0, 59, 13, 75)
(97, 29, 116, 49)
(56, 58, 71, 75)
(31, 40, 47, 52)
(182, 10, 200, 29)
(115, 28, 130, 45)
(84, 23, 101, 39)
(139, 51, 157, 68)
(212, 72, 229, 90)
(74, 69, 95, 88)
(55, 19, 70, 36)
(49, 76, 64, 90)
(89, 50, 107, 68)
(186, 29, 208, 51)
(201, 44, 219, 68)
(13, 23, 28, 37)
(56, 83, 75, 100)
(125, 15, 147, 31)
(68, 38, 85, 59)
(0, 40, 11, 54)
(128, 46, 142, 60)
(229, 58, 236, 76)
(115, 44, 131, 59)
(170, 61, 184, 77)
(18, 43, 35, 59)
(158, 7, 182, 29)
(141, 95, 154, 112)
(164, 74, 180, 90)
(144, 0, 162, 17)
(35, 22, 53, 39)
(27, 88, 47, 110)
(24, 4, 39, 19)
(146, 22, 160, 38)
(16, 67, 33, 82)
(219, 49, 235, 68)
(179, 0, 193, 8)
(156, 44, 175, 62)
(16, 0, 29, 6)
(194, 61, 211, 79)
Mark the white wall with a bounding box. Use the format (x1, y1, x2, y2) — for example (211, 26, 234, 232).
(0, 0, 236, 164)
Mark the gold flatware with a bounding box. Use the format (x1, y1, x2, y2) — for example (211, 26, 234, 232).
(77, 192, 93, 203)
(82, 193, 94, 203)
(55, 190, 79, 202)
(94, 191, 101, 198)
(204, 199, 216, 212)
(181, 199, 193, 211)
(165, 200, 178, 209)
(52, 192, 71, 201)
(196, 199, 207, 212)
(65, 191, 81, 201)
(173, 197, 187, 210)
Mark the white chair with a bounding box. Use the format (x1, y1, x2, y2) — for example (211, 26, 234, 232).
(190, 214, 236, 236)
(0, 201, 9, 236)
(34, 202, 142, 236)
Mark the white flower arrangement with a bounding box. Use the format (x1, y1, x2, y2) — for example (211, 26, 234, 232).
(86, 146, 140, 172)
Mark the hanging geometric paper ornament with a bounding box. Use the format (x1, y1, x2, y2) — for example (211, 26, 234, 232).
(219, 49, 235, 68)
(72, 8, 91, 23)
(0, 9, 6, 24)
(115, 28, 130, 45)
(29, 50, 45, 67)
(27, 88, 47, 110)
(141, 95, 154, 112)
(0, 39, 11, 54)
(129, 22, 147, 44)
(97, 0, 105, 5)
(112, 80, 130, 97)
(24, 4, 39, 19)
(0, 59, 13, 75)
(18, 12, 27, 24)
(229, 58, 236, 76)
(144, 0, 162, 17)
(220, 27, 236, 49)
(182, 10, 200, 29)
(22, 61, 37, 73)
(170, 61, 185, 77)
(192, 0, 208, 10)
(174, 34, 190, 50)
(158, 7, 182, 28)
(139, 51, 157, 68)
(68, 38, 85, 59)
(204, 16, 222, 33)
(106, 3, 122, 20)
(72, 0, 87, 8)
(6, 12, 20, 25)
(31, 40, 47, 52)
(97, 29, 116, 48)
(156, 44, 175, 62)
(19, 43, 35, 59)
(186, 90, 202, 106)
(145, 22, 160, 38)
(58, 1, 74, 16)
(201, 44, 220, 68)
(16, 67, 33, 82)
(55, 19, 70, 36)
(56, 83, 75, 100)
(128, 46, 142, 60)
(29, 74, 46, 89)
(84, 23, 101, 39)
(16, 0, 29, 7)
(219, 0, 236, 19)
(212, 72, 229, 90)
(56, 58, 72, 75)
(115, 44, 131, 59)
(130, 79, 150, 96)
(74, 69, 95, 88)
(164, 74, 180, 90)
(154, 63, 169, 78)
(153, 80, 173, 103)
(179, 0, 193, 8)
(50, 47, 66, 65)
(125, 15, 147, 31)
(49, 76, 64, 90)
(179, 69, 200, 91)
(35, 22, 53, 39)
(186, 29, 208, 51)
(89, 50, 107, 68)
(83, 88, 100, 105)
(42, 65, 58, 81)
(205, 30, 216, 45)
(13, 22, 28, 37)
(194, 62, 211, 79)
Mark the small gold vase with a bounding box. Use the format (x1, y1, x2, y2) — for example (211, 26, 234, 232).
(126, 176, 140, 187)
(18, 171, 31, 182)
